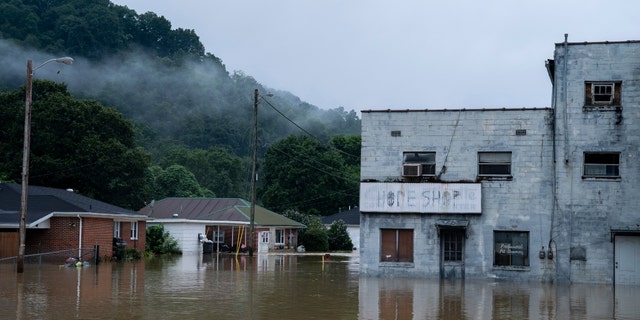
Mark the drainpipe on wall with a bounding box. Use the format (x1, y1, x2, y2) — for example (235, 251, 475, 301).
(77, 215, 83, 259)
(562, 33, 569, 162)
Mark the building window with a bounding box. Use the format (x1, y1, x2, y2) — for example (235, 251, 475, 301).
(442, 230, 464, 261)
(494, 231, 529, 267)
(403, 152, 436, 176)
(585, 81, 621, 106)
(583, 152, 620, 178)
(275, 229, 285, 245)
(130, 221, 138, 240)
(212, 231, 225, 243)
(380, 229, 413, 262)
(113, 221, 121, 238)
(478, 152, 512, 177)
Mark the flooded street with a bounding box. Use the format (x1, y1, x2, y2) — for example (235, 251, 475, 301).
(1, 254, 638, 319)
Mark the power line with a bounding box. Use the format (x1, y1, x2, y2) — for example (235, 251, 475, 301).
(259, 95, 360, 161)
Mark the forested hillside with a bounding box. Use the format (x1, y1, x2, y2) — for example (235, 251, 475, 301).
(0, 0, 360, 213)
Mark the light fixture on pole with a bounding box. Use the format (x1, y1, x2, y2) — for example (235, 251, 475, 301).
(17, 56, 73, 274)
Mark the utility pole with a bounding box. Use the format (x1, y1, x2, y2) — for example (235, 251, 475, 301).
(249, 89, 258, 257)
(17, 57, 73, 273)
(17, 60, 33, 273)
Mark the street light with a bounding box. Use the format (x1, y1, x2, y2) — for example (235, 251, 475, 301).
(17, 57, 73, 273)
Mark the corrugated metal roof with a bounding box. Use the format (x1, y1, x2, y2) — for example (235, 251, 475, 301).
(140, 198, 305, 228)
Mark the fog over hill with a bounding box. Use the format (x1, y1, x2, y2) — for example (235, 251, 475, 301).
(0, 38, 359, 157)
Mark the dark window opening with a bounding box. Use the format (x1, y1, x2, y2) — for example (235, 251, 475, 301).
(583, 152, 620, 178)
(478, 152, 512, 176)
(442, 230, 464, 261)
(403, 152, 436, 176)
(494, 231, 529, 267)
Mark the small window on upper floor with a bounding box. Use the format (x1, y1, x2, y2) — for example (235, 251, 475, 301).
(402, 152, 436, 177)
(585, 81, 622, 106)
(478, 152, 512, 178)
(583, 152, 620, 179)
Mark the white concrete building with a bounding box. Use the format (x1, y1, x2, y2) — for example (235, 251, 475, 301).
(359, 37, 640, 284)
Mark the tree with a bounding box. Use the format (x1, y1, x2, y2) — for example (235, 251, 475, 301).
(282, 210, 328, 252)
(156, 146, 244, 198)
(261, 135, 359, 216)
(327, 220, 354, 251)
(0, 80, 150, 209)
(144, 164, 214, 200)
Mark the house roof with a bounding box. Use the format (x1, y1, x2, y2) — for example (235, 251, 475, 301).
(0, 182, 145, 227)
(322, 207, 360, 226)
(139, 198, 305, 228)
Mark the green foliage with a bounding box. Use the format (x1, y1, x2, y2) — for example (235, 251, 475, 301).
(113, 247, 142, 261)
(261, 135, 360, 216)
(145, 164, 214, 200)
(0, 1, 362, 212)
(0, 80, 150, 209)
(282, 210, 328, 252)
(146, 224, 181, 255)
(327, 220, 354, 251)
(124, 248, 142, 260)
(156, 146, 244, 198)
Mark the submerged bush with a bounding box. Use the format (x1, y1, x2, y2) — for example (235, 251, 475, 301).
(146, 224, 182, 255)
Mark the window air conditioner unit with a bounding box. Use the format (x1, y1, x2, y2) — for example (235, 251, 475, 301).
(402, 164, 422, 177)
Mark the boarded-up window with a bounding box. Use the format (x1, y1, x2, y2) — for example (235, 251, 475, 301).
(380, 229, 413, 262)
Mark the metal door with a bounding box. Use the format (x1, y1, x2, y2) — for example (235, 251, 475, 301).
(615, 236, 640, 285)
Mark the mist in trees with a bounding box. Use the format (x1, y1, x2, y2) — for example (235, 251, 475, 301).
(0, 0, 362, 213)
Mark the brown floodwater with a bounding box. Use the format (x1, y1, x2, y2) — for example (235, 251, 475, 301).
(0, 254, 638, 319)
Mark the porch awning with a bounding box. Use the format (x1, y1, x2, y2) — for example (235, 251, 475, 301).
(435, 219, 469, 238)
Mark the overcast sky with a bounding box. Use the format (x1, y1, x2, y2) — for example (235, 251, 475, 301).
(111, 0, 640, 111)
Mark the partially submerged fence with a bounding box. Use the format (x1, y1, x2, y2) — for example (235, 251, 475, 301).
(0, 246, 99, 267)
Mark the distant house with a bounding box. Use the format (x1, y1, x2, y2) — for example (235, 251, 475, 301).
(0, 182, 148, 261)
(322, 207, 360, 251)
(138, 198, 305, 254)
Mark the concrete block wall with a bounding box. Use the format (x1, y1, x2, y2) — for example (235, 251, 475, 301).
(552, 41, 640, 283)
(360, 108, 555, 280)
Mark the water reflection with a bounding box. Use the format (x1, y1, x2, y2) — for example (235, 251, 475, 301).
(1, 255, 638, 319)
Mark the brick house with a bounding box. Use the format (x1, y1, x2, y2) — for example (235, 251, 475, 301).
(359, 38, 640, 284)
(0, 182, 148, 261)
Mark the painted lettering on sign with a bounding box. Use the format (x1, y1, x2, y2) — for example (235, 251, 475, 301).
(360, 183, 481, 213)
(497, 243, 524, 255)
